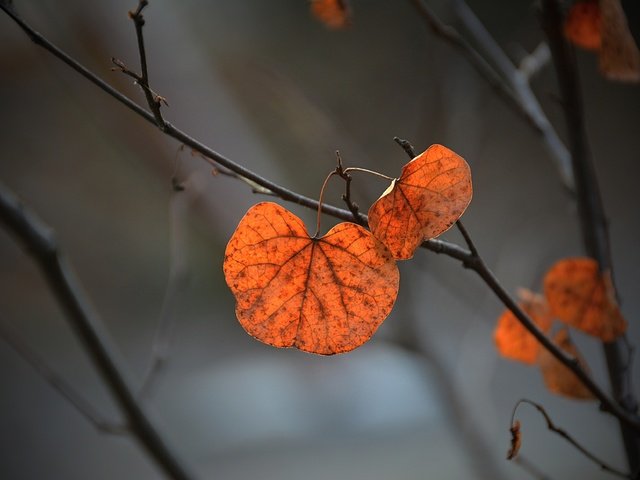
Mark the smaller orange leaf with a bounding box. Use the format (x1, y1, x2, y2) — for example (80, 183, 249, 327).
(494, 289, 553, 365)
(538, 329, 595, 400)
(506, 420, 522, 460)
(598, 0, 640, 82)
(564, 0, 602, 51)
(367, 144, 472, 260)
(543, 257, 626, 341)
(310, 0, 351, 30)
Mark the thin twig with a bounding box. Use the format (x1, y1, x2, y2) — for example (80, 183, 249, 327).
(512, 399, 632, 479)
(0, 317, 127, 435)
(0, 183, 195, 480)
(2, 2, 638, 432)
(393, 136, 416, 159)
(127, 0, 166, 129)
(541, 0, 640, 470)
(455, 220, 478, 258)
(334, 151, 363, 225)
(139, 185, 190, 399)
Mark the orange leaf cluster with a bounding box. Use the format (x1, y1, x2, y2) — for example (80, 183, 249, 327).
(564, 0, 640, 82)
(310, 0, 351, 30)
(224, 144, 472, 354)
(368, 144, 473, 260)
(494, 257, 626, 399)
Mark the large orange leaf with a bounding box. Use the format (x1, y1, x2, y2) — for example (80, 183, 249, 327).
(564, 0, 602, 51)
(367, 144, 472, 260)
(543, 257, 626, 341)
(538, 329, 595, 400)
(223, 202, 399, 355)
(494, 290, 553, 365)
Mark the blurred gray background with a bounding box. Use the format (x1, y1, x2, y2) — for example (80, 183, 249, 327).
(1, 1, 639, 479)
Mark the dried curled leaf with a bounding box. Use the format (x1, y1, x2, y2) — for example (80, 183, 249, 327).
(599, 0, 640, 82)
(507, 420, 522, 460)
(223, 202, 399, 355)
(494, 289, 553, 365)
(538, 329, 595, 400)
(368, 144, 473, 260)
(310, 0, 351, 29)
(543, 257, 626, 341)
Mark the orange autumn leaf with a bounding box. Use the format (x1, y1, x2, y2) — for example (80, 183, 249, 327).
(598, 0, 640, 82)
(223, 202, 399, 355)
(310, 0, 351, 30)
(367, 144, 472, 260)
(494, 289, 553, 365)
(538, 329, 595, 400)
(543, 257, 626, 341)
(564, 0, 601, 51)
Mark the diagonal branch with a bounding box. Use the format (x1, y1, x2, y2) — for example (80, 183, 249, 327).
(540, 0, 640, 471)
(512, 399, 632, 479)
(409, 0, 573, 190)
(0, 316, 127, 435)
(1, 2, 639, 432)
(0, 183, 195, 480)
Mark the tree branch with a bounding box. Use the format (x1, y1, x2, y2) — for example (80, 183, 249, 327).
(410, 0, 574, 190)
(540, 0, 640, 471)
(512, 399, 632, 479)
(0, 316, 127, 435)
(0, 183, 195, 480)
(1, 1, 638, 432)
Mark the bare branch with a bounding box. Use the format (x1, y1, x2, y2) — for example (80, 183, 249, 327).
(452, 0, 573, 190)
(334, 151, 363, 225)
(512, 399, 632, 479)
(409, 0, 573, 190)
(0, 317, 126, 435)
(0, 183, 195, 480)
(126, 0, 167, 128)
(541, 0, 640, 470)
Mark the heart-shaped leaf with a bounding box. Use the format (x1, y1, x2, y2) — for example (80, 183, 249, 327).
(223, 202, 399, 355)
(367, 144, 472, 260)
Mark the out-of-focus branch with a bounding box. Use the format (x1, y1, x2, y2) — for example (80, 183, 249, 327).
(0, 317, 126, 435)
(0, 183, 195, 480)
(410, 0, 573, 190)
(540, 0, 640, 472)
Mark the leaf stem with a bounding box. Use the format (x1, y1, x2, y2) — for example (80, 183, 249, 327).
(342, 167, 395, 182)
(314, 170, 339, 238)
